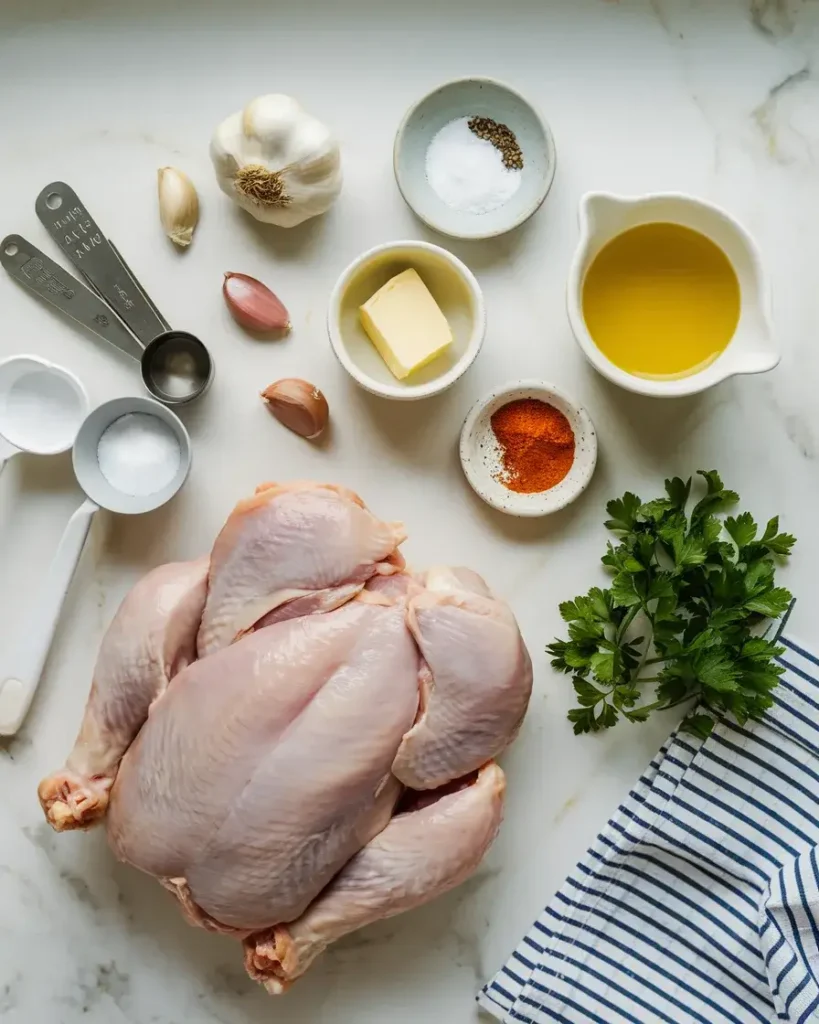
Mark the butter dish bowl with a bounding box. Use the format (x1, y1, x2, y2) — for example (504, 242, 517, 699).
(460, 380, 597, 517)
(328, 240, 486, 400)
(394, 77, 556, 240)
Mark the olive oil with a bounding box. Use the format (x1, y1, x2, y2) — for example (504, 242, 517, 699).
(582, 222, 741, 379)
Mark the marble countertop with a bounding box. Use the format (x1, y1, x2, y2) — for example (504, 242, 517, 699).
(2, 0, 818, 1020)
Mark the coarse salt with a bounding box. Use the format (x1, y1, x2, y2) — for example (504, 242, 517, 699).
(97, 413, 181, 497)
(425, 117, 522, 215)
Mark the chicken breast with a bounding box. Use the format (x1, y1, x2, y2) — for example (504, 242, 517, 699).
(108, 598, 419, 931)
(197, 482, 406, 657)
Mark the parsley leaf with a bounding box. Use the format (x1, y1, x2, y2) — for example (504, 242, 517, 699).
(692, 470, 739, 522)
(605, 492, 642, 533)
(681, 714, 716, 739)
(610, 572, 644, 609)
(665, 476, 692, 509)
(745, 587, 793, 618)
(550, 470, 795, 736)
(725, 512, 757, 549)
(761, 516, 797, 556)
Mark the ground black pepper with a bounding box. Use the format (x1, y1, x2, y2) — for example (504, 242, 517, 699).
(468, 116, 524, 170)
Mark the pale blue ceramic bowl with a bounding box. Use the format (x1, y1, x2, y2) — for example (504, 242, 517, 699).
(394, 77, 556, 240)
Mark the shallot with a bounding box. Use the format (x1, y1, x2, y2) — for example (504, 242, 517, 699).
(223, 272, 290, 333)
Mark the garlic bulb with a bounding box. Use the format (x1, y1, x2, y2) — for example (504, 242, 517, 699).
(157, 167, 199, 247)
(210, 94, 342, 228)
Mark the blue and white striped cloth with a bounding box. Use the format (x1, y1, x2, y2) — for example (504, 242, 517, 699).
(479, 624, 819, 1024)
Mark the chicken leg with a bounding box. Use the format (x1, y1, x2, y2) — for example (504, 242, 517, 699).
(244, 762, 506, 993)
(38, 558, 208, 832)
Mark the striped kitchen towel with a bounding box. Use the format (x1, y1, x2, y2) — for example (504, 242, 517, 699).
(479, 625, 819, 1024)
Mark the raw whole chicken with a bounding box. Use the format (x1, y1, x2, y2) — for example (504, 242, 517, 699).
(38, 482, 532, 993)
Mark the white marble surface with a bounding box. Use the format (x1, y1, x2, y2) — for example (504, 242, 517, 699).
(1, 0, 818, 1020)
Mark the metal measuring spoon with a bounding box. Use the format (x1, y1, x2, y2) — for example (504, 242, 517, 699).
(2, 234, 140, 351)
(0, 395, 192, 736)
(1, 234, 208, 406)
(35, 182, 213, 405)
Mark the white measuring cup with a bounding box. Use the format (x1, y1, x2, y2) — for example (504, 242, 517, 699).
(0, 355, 88, 474)
(0, 395, 191, 735)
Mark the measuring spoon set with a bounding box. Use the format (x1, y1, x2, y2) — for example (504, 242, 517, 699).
(0, 182, 200, 736)
(1, 182, 213, 405)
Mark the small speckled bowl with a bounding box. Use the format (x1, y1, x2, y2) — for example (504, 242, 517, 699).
(394, 77, 556, 240)
(460, 380, 597, 517)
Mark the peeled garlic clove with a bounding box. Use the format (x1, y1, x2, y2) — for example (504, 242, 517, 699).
(261, 378, 328, 439)
(223, 272, 291, 333)
(157, 167, 199, 247)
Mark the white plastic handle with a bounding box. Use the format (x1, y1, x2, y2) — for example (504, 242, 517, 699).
(0, 436, 19, 477)
(0, 498, 98, 736)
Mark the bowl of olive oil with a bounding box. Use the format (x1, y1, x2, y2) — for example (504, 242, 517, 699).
(567, 192, 779, 397)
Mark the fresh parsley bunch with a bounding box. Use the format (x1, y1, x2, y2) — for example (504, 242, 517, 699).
(548, 471, 796, 738)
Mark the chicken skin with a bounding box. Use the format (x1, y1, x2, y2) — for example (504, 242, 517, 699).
(38, 483, 531, 993)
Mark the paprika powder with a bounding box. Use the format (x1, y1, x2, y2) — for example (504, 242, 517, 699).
(490, 398, 575, 494)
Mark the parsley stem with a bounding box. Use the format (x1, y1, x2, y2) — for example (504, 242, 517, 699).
(634, 694, 694, 714)
(633, 699, 663, 714)
(638, 694, 701, 714)
(616, 605, 640, 644)
(642, 657, 668, 668)
(660, 696, 698, 711)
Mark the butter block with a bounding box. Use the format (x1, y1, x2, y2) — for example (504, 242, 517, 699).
(359, 268, 453, 381)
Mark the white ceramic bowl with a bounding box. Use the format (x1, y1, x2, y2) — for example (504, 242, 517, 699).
(460, 380, 597, 517)
(328, 240, 486, 400)
(394, 77, 556, 240)
(567, 192, 778, 397)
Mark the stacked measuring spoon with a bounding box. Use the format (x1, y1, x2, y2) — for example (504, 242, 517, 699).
(1, 182, 213, 406)
(0, 181, 203, 735)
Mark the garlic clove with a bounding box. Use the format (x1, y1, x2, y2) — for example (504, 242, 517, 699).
(261, 378, 328, 439)
(157, 167, 199, 247)
(223, 272, 291, 333)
